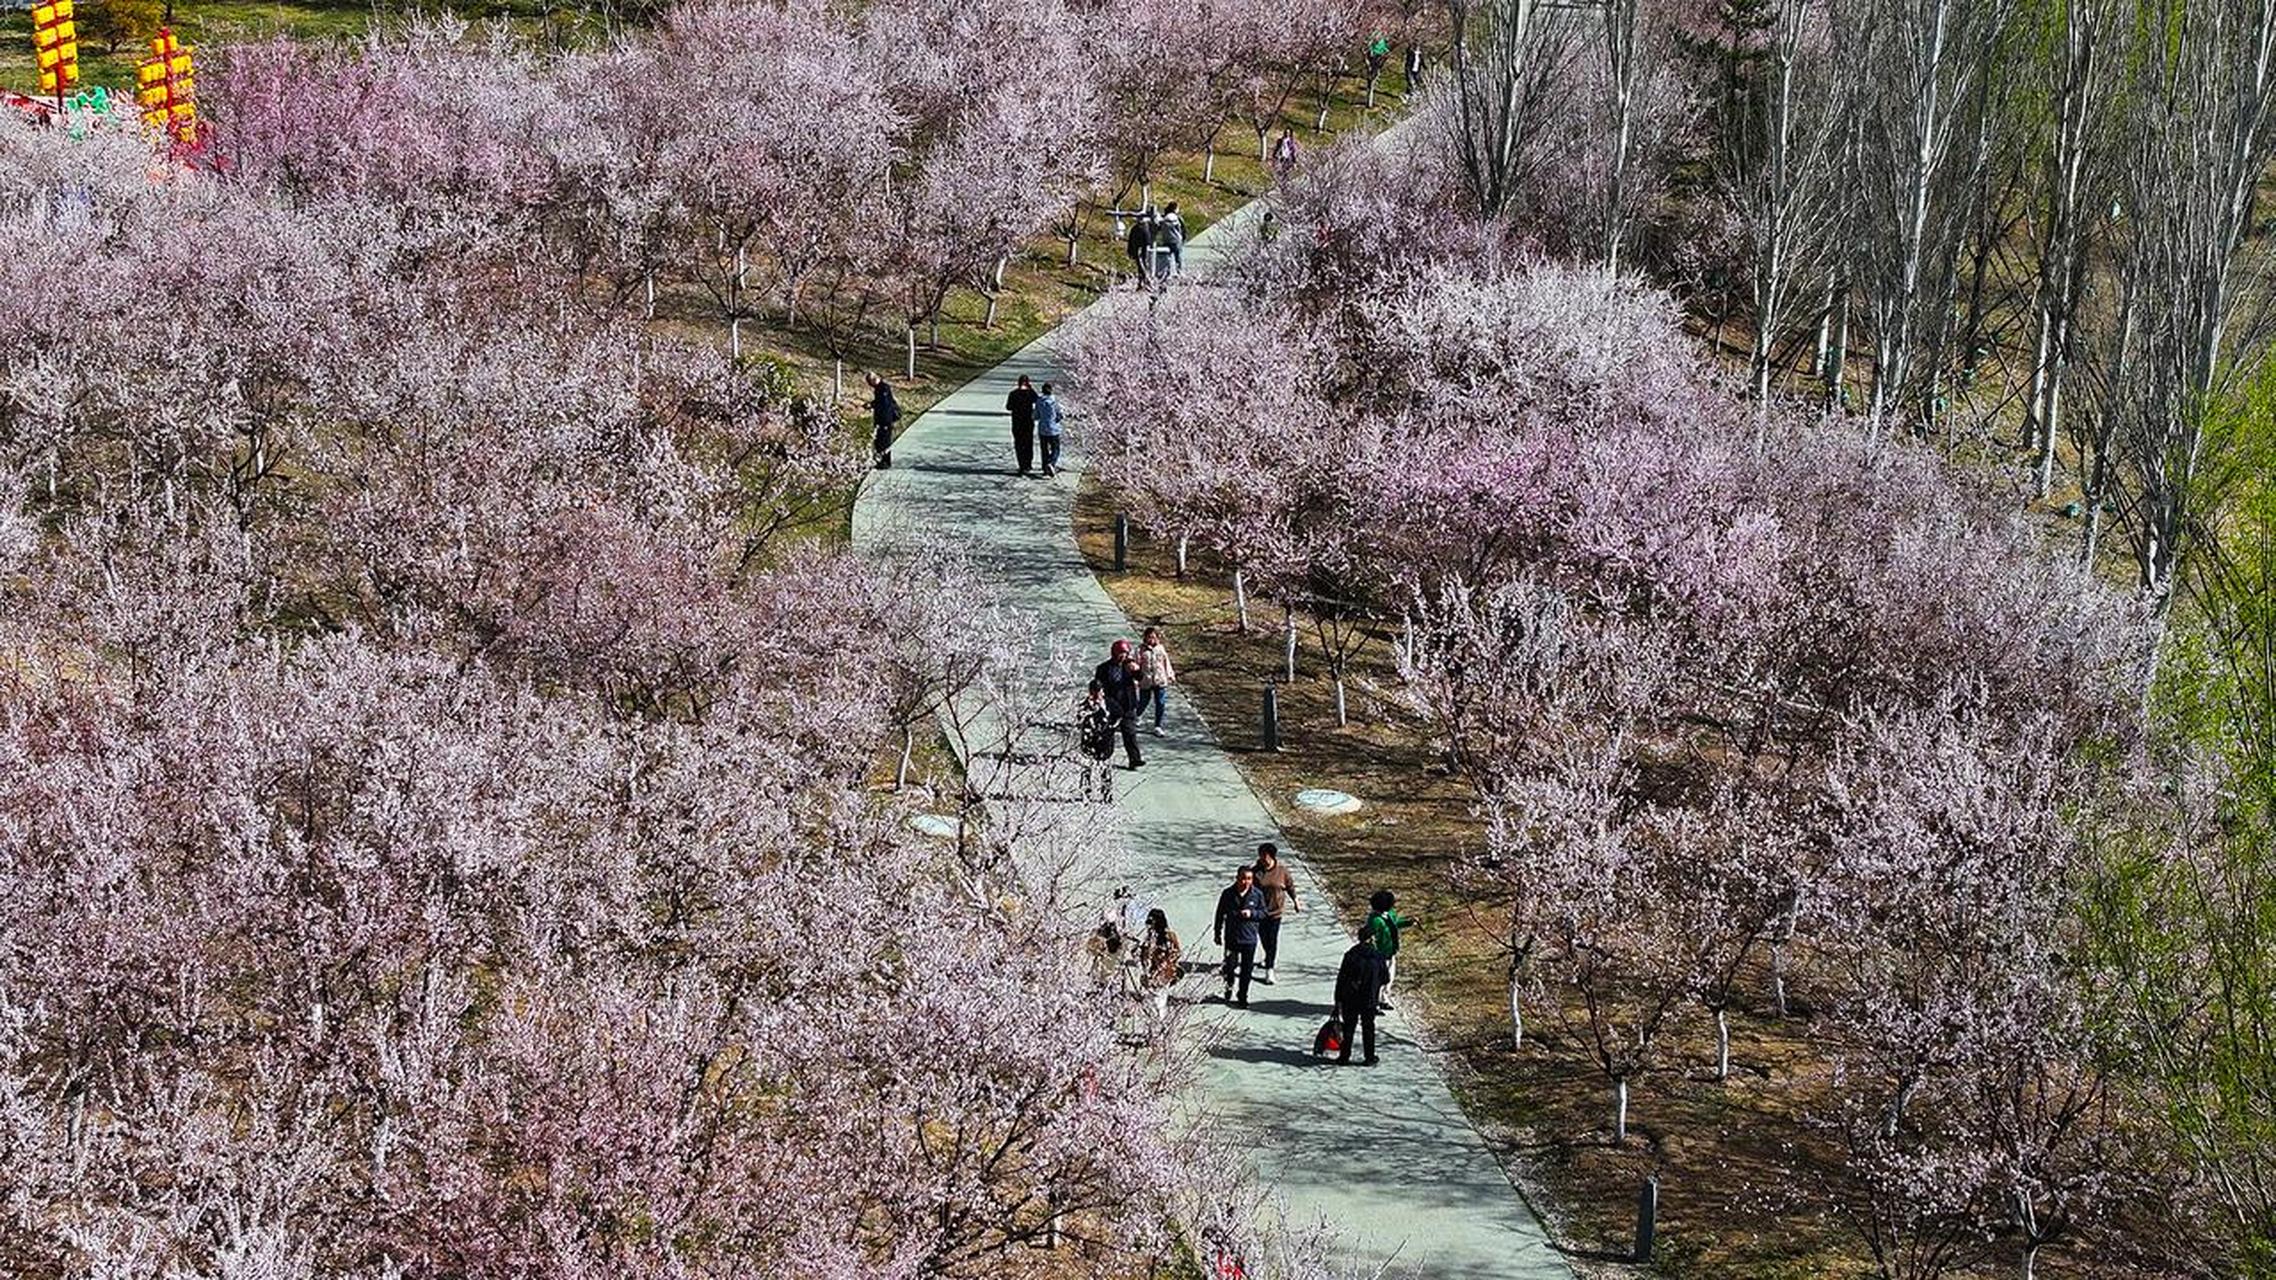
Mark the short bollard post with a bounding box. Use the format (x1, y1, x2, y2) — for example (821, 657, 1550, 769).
(1113, 513, 1129, 572)
(1634, 1176, 1658, 1263)
(1262, 681, 1281, 752)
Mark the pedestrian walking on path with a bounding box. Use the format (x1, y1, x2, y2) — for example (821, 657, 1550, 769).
(1125, 209, 1157, 289)
(1036, 381, 1064, 476)
(1214, 865, 1267, 1007)
(866, 372, 901, 469)
(1006, 374, 1040, 476)
(1136, 907, 1182, 1037)
(1159, 201, 1186, 276)
(1364, 890, 1418, 1012)
(1271, 129, 1299, 179)
(1077, 682, 1116, 798)
(1137, 625, 1176, 732)
(1333, 927, 1390, 1066)
(1251, 843, 1300, 983)
(1093, 640, 1145, 768)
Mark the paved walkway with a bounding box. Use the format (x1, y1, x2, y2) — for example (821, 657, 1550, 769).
(851, 208, 1570, 1279)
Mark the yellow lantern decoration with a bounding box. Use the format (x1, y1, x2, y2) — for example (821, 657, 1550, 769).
(31, 0, 81, 99)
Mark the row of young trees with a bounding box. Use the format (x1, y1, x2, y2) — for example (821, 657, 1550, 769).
(0, 24, 1350, 1274)
(1072, 129, 2262, 1275)
(1428, 0, 2276, 631)
(194, 0, 1404, 378)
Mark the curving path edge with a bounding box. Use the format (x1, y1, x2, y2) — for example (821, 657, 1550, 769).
(851, 204, 1571, 1280)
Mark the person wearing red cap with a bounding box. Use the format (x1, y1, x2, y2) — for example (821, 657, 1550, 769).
(1092, 640, 1145, 768)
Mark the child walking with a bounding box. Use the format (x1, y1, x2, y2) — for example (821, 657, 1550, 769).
(1138, 626, 1176, 735)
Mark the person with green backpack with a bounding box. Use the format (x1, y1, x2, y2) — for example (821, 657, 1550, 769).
(1363, 889, 1417, 1013)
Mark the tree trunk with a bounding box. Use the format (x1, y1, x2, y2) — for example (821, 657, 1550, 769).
(1283, 610, 1298, 682)
(1234, 569, 1251, 633)
(905, 324, 917, 380)
(1257, 126, 1271, 161)
(1613, 1077, 1629, 1145)
(1066, 232, 1080, 266)
(896, 724, 915, 790)
(1204, 147, 1218, 184)
(1333, 672, 1348, 726)
(644, 270, 655, 319)
(1507, 969, 1526, 1051)
(1715, 1008, 1731, 1080)
(1175, 534, 1189, 577)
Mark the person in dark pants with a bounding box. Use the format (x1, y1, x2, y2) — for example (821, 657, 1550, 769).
(1125, 210, 1156, 288)
(1250, 843, 1301, 983)
(1333, 928, 1389, 1065)
(1213, 865, 1266, 1007)
(1092, 639, 1145, 768)
(1006, 374, 1040, 476)
(1035, 382, 1064, 476)
(866, 372, 901, 469)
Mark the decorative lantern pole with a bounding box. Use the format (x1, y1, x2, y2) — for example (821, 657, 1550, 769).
(135, 27, 198, 146)
(31, 0, 81, 112)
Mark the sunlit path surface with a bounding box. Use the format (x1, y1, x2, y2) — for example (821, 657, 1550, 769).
(853, 204, 1571, 1280)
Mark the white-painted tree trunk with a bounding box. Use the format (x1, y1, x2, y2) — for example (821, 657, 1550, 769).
(1613, 1078, 1629, 1145)
(1175, 534, 1189, 577)
(1234, 569, 1251, 632)
(644, 270, 655, 319)
(1283, 611, 1298, 682)
(834, 359, 844, 402)
(1715, 1008, 1731, 1080)
(1204, 147, 1217, 183)
(1333, 674, 1348, 726)
(895, 724, 915, 789)
(1508, 971, 1526, 1050)
(905, 324, 917, 379)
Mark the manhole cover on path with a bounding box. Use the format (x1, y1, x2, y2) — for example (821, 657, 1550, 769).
(908, 813, 961, 839)
(1293, 788, 1361, 816)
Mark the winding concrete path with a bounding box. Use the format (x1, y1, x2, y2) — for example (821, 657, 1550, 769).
(851, 207, 1569, 1280)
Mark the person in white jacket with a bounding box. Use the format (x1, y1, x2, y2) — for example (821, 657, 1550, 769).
(1137, 626, 1177, 735)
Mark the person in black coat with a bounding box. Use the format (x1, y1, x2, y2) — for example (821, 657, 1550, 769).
(1092, 639, 1144, 768)
(1125, 211, 1156, 288)
(1005, 374, 1040, 476)
(1213, 865, 1267, 1007)
(866, 373, 901, 470)
(1333, 930, 1390, 1065)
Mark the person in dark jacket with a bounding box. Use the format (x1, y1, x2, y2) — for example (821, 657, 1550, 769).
(1092, 639, 1144, 768)
(1333, 929, 1390, 1065)
(1126, 210, 1156, 288)
(867, 373, 901, 469)
(1213, 865, 1267, 1007)
(1006, 374, 1040, 476)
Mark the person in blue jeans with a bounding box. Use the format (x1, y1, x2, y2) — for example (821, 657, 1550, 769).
(1213, 865, 1266, 1008)
(1036, 382, 1064, 477)
(1137, 626, 1176, 733)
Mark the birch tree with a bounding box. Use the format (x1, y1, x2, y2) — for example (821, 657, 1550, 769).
(1838, 0, 2018, 438)
(1437, 0, 1581, 215)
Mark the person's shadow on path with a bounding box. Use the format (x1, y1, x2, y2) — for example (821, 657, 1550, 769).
(1208, 1042, 1331, 1069)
